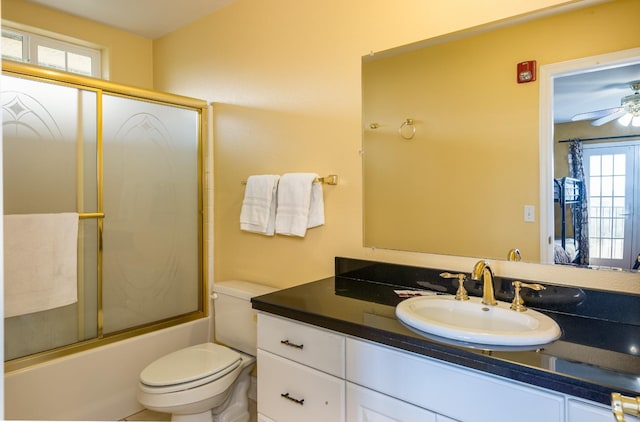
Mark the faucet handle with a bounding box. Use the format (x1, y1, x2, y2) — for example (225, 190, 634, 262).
(510, 281, 545, 312)
(439, 272, 469, 301)
(611, 392, 640, 421)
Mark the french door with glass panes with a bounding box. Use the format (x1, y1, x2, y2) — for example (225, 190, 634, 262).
(583, 142, 640, 270)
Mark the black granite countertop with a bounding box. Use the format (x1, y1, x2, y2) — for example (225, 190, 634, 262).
(251, 257, 640, 406)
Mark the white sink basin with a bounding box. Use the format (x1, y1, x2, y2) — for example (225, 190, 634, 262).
(396, 295, 561, 347)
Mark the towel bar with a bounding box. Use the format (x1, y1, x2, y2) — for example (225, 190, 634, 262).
(79, 212, 105, 219)
(241, 174, 338, 185)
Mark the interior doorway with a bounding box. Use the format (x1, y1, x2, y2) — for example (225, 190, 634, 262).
(539, 48, 640, 268)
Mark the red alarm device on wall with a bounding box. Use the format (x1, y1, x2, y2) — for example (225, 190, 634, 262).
(517, 60, 537, 83)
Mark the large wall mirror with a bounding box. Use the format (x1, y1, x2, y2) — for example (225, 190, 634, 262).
(363, 0, 640, 272)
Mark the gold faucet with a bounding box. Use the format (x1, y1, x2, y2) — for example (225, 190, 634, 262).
(507, 248, 522, 261)
(471, 260, 497, 306)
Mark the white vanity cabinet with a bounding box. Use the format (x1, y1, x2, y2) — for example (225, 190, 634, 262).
(257, 312, 622, 422)
(256, 313, 346, 422)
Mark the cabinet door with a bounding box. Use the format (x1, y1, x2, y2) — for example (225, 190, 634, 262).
(568, 399, 640, 422)
(347, 338, 564, 422)
(347, 382, 436, 422)
(436, 416, 460, 422)
(257, 349, 345, 422)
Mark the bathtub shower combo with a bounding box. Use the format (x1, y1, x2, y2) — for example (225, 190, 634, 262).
(2, 62, 208, 369)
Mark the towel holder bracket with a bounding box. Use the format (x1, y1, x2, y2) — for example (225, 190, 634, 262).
(318, 174, 338, 185)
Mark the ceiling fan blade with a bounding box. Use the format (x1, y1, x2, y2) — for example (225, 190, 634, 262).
(571, 107, 623, 122)
(591, 109, 627, 126)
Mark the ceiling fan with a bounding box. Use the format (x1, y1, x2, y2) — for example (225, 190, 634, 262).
(571, 81, 640, 127)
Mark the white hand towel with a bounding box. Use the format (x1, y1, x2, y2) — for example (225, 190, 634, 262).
(275, 173, 325, 237)
(4, 213, 79, 318)
(240, 175, 280, 235)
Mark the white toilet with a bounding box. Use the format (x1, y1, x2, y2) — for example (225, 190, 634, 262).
(137, 280, 276, 422)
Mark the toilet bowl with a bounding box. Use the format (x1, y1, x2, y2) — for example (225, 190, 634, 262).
(137, 343, 253, 421)
(136, 281, 276, 422)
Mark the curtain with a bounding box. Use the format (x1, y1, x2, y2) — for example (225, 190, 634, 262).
(568, 139, 589, 265)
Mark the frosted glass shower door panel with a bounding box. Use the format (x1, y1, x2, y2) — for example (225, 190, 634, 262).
(2, 75, 98, 213)
(102, 95, 200, 333)
(2, 75, 99, 360)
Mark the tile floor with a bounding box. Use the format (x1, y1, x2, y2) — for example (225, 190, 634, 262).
(123, 409, 170, 421)
(123, 400, 257, 421)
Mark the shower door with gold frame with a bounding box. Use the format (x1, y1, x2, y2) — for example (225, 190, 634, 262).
(2, 62, 208, 371)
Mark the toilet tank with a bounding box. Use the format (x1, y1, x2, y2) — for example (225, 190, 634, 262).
(212, 280, 277, 356)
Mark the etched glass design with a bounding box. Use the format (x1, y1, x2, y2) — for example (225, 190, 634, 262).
(2, 75, 99, 359)
(102, 95, 200, 332)
(2, 74, 201, 360)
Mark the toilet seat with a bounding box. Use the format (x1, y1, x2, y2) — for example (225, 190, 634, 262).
(139, 343, 242, 394)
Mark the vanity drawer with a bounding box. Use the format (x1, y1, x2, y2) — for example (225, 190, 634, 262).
(257, 313, 345, 377)
(257, 349, 345, 422)
(346, 338, 564, 422)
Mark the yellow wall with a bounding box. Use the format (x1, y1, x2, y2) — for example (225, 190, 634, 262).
(152, 0, 640, 294)
(2, 0, 154, 88)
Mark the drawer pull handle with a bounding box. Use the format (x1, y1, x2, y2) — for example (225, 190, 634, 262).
(281, 392, 304, 405)
(280, 339, 304, 349)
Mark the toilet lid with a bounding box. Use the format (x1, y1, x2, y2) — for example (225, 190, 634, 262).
(140, 343, 242, 388)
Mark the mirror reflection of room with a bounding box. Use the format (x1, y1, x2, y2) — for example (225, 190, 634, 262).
(554, 65, 640, 271)
(362, 0, 640, 271)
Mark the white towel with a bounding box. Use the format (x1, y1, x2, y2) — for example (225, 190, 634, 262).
(4, 213, 79, 318)
(275, 173, 325, 237)
(240, 175, 280, 236)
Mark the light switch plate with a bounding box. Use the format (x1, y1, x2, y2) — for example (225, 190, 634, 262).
(524, 205, 535, 222)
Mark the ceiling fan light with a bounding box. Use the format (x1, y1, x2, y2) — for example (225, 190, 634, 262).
(618, 113, 633, 126)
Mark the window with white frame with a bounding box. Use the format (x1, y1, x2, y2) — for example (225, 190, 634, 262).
(2, 27, 102, 78)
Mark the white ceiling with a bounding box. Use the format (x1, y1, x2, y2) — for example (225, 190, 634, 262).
(21, 1, 640, 125)
(554, 63, 640, 124)
(25, 0, 234, 39)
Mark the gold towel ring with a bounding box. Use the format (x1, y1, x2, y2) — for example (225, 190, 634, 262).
(399, 118, 415, 140)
